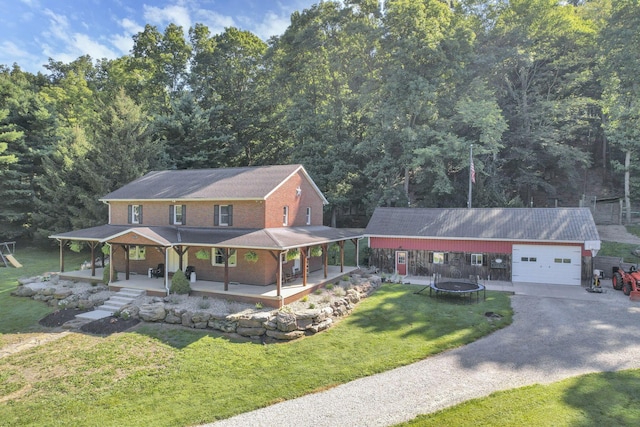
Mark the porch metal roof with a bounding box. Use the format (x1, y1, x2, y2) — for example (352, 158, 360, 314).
(50, 225, 363, 250)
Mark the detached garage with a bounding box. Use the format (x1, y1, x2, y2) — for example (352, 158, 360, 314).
(364, 207, 600, 286)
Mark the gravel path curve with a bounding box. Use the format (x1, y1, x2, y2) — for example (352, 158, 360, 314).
(209, 289, 640, 427)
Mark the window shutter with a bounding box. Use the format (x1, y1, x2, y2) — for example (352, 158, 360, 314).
(169, 205, 174, 224)
(444, 253, 449, 264)
(139, 206, 143, 224)
(182, 205, 186, 225)
(428, 252, 433, 263)
(228, 205, 233, 226)
(214, 205, 219, 226)
(483, 254, 488, 266)
(465, 253, 471, 265)
(128, 205, 132, 224)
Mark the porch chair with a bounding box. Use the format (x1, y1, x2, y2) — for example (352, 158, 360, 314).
(151, 263, 164, 278)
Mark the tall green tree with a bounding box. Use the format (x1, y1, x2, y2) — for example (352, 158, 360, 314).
(599, 0, 640, 221)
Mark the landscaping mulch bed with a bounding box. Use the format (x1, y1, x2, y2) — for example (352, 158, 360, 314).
(39, 309, 88, 327)
(79, 316, 140, 335)
(39, 309, 140, 335)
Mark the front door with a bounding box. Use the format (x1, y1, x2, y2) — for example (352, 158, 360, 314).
(396, 251, 407, 276)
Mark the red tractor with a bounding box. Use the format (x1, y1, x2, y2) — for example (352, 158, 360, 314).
(612, 266, 640, 300)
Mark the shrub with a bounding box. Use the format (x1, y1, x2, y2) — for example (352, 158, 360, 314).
(308, 303, 316, 309)
(325, 283, 334, 290)
(301, 296, 309, 302)
(314, 289, 323, 295)
(198, 299, 211, 309)
(255, 302, 263, 309)
(170, 269, 191, 295)
(102, 268, 118, 284)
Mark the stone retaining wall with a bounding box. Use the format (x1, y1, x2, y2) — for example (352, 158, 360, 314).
(11, 273, 382, 343)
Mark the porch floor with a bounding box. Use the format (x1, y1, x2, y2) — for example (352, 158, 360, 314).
(59, 266, 359, 307)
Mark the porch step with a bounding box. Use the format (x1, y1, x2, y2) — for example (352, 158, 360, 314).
(75, 288, 145, 320)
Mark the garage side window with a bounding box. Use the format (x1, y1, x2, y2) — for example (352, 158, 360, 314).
(471, 253, 483, 266)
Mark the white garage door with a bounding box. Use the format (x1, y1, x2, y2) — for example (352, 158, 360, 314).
(512, 245, 582, 286)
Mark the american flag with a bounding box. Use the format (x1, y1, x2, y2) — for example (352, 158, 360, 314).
(471, 159, 476, 184)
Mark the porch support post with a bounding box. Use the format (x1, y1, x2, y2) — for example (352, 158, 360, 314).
(300, 247, 308, 286)
(338, 241, 345, 273)
(89, 241, 96, 277)
(224, 247, 229, 291)
(164, 247, 169, 295)
(173, 245, 189, 271)
(351, 238, 360, 269)
(123, 245, 130, 280)
(322, 243, 329, 278)
(58, 239, 67, 273)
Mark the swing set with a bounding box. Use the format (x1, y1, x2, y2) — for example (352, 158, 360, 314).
(0, 241, 22, 268)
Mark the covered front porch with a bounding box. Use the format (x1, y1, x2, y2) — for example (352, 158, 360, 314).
(60, 265, 360, 308)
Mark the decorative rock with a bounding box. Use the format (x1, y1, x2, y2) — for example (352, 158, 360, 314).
(191, 311, 211, 329)
(209, 319, 237, 333)
(139, 303, 166, 322)
(264, 319, 278, 331)
(40, 287, 56, 296)
(266, 329, 304, 340)
(276, 311, 297, 332)
(164, 309, 183, 324)
(294, 309, 321, 320)
(53, 290, 73, 299)
(11, 286, 35, 297)
(309, 318, 333, 333)
(17, 277, 38, 286)
(236, 326, 266, 337)
(296, 317, 314, 330)
(181, 311, 193, 327)
(237, 317, 264, 328)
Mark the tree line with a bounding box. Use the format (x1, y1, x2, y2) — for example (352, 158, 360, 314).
(1, 0, 639, 243)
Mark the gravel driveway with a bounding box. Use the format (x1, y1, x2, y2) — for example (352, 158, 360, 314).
(209, 285, 640, 426)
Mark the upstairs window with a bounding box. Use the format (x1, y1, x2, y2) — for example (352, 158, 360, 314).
(213, 248, 237, 267)
(170, 205, 186, 225)
(214, 205, 233, 226)
(283, 206, 289, 226)
(306, 207, 311, 225)
(128, 205, 142, 224)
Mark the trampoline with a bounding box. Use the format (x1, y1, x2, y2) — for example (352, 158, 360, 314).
(427, 278, 486, 303)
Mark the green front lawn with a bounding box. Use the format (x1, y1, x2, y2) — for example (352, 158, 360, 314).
(0, 247, 512, 426)
(400, 369, 640, 426)
(0, 247, 86, 337)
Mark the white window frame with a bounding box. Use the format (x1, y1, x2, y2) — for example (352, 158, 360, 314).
(306, 207, 311, 225)
(130, 245, 146, 260)
(283, 206, 289, 226)
(471, 253, 483, 266)
(173, 205, 183, 225)
(433, 252, 446, 264)
(131, 205, 141, 224)
(212, 249, 237, 267)
(218, 205, 231, 226)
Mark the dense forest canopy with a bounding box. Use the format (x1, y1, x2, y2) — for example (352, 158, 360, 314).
(0, 0, 637, 242)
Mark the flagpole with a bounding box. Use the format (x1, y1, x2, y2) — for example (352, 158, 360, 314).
(467, 144, 473, 209)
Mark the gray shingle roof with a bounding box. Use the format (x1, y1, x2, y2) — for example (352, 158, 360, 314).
(364, 207, 600, 243)
(100, 164, 327, 202)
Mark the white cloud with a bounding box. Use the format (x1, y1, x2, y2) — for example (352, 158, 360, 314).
(109, 18, 144, 55)
(193, 9, 235, 35)
(143, 4, 192, 30)
(251, 11, 291, 40)
(0, 41, 34, 60)
(40, 8, 118, 63)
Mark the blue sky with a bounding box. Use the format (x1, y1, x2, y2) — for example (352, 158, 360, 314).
(0, 0, 318, 73)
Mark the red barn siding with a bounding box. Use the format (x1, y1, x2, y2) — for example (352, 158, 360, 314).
(369, 237, 585, 254)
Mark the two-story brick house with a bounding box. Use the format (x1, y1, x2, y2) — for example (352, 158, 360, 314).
(51, 165, 363, 306)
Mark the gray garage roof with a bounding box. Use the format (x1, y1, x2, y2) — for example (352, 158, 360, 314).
(100, 164, 327, 203)
(364, 207, 600, 243)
